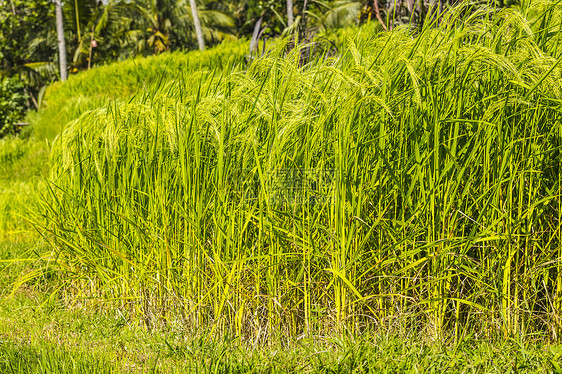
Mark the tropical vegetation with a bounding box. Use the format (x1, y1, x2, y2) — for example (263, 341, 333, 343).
(2, 0, 562, 371)
(0, 77, 27, 137)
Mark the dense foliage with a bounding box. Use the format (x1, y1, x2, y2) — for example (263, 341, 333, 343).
(0, 0, 54, 70)
(0, 0, 56, 103)
(0, 77, 28, 138)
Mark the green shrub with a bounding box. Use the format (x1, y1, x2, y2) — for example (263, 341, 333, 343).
(0, 77, 28, 138)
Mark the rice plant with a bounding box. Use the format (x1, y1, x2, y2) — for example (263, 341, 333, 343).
(37, 0, 562, 341)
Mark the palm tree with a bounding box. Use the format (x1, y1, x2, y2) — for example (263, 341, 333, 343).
(54, 0, 67, 81)
(189, 0, 205, 50)
(287, 0, 294, 26)
(69, 0, 134, 68)
(124, 0, 234, 55)
(307, 1, 362, 30)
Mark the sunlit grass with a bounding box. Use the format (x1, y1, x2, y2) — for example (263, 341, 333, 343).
(0, 39, 249, 239)
(31, 0, 562, 342)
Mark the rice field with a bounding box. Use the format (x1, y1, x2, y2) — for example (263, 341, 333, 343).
(17, 0, 562, 347)
(27, 39, 248, 141)
(0, 39, 247, 239)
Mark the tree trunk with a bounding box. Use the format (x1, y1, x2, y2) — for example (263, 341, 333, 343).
(54, 0, 67, 81)
(189, 0, 205, 51)
(373, 0, 387, 31)
(249, 16, 262, 55)
(302, 0, 309, 28)
(298, 0, 309, 41)
(88, 24, 94, 70)
(74, 0, 81, 41)
(287, 0, 294, 27)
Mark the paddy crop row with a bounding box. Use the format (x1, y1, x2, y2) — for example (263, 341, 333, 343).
(36, 1, 562, 342)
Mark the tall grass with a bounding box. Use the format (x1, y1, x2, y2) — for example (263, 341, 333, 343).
(38, 1, 562, 341)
